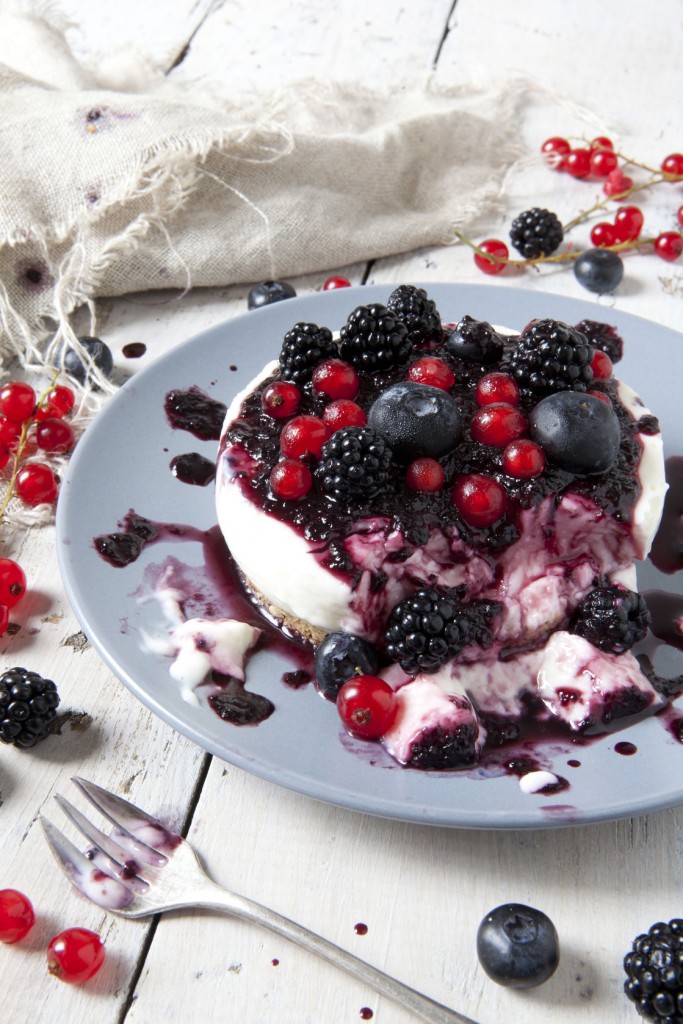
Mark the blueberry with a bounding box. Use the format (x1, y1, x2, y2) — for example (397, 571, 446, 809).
(368, 382, 461, 461)
(247, 280, 296, 310)
(477, 903, 559, 988)
(60, 336, 113, 385)
(446, 316, 504, 364)
(574, 249, 624, 294)
(314, 632, 379, 701)
(529, 391, 621, 474)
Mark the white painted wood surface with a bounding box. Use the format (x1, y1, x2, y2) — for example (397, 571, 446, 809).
(2, 2, 682, 1022)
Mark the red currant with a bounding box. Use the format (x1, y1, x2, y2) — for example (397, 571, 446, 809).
(0, 889, 35, 943)
(323, 275, 352, 289)
(0, 604, 8, 635)
(661, 153, 683, 179)
(566, 148, 591, 178)
(590, 222, 617, 248)
(603, 169, 633, 197)
(322, 399, 367, 431)
(590, 350, 613, 380)
(406, 357, 455, 391)
(337, 675, 397, 740)
(654, 232, 683, 262)
(261, 381, 301, 419)
(15, 463, 59, 505)
(476, 373, 519, 407)
(0, 558, 27, 607)
(280, 415, 327, 459)
(405, 458, 445, 493)
(34, 385, 76, 421)
(470, 404, 526, 447)
(0, 442, 10, 471)
(451, 474, 507, 527)
(502, 439, 546, 479)
(678, 206, 683, 230)
(614, 205, 644, 243)
(269, 459, 313, 500)
(36, 417, 74, 453)
(589, 149, 618, 177)
(0, 415, 22, 445)
(541, 137, 570, 170)
(0, 381, 36, 423)
(312, 359, 359, 400)
(47, 927, 105, 984)
(474, 239, 509, 275)
(590, 136, 614, 151)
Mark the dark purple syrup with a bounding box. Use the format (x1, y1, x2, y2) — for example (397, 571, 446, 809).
(360, 1008, 374, 1020)
(165, 386, 227, 441)
(644, 590, 683, 651)
(170, 452, 216, 486)
(505, 756, 570, 794)
(614, 741, 637, 755)
(207, 678, 274, 725)
(649, 456, 683, 574)
(271, 958, 279, 966)
(567, 759, 581, 767)
(354, 923, 368, 935)
(122, 342, 146, 359)
(93, 511, 196, 567)
(282, 670, 311, 688)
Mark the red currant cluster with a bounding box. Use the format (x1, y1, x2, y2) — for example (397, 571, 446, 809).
(0, 556, 27, 636)
(0, 888, 105, 984)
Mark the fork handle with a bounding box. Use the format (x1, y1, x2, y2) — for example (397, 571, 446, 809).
(195, 885, 479, 1024)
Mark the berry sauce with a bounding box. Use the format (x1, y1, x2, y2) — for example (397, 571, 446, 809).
(170, 452, 216, 486)
(354, 922, 368, 935)
(615, 741, 637, 755)
(165, 386, 227, 441)
(122, 342, 146, 358)
(94, 511, 194, 567)
(360, 1008, 374, 1020)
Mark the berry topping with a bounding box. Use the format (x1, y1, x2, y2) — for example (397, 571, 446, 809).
(624, 919, 683, 1022)
(405, 457, 445, 493)
(0, 558, 27, 608)
(574, 319, 624, 363)
(529, 391, 621, 474)
(368, 381, 462, 461)
(317, 426, 392, 502)
(314, 632, 380, 701)
(312, 358, 360, 400)
(60, 336, 114, 384)
(15, 463, 59, 505)
(0, 381, 36, 422)
(502, 439, 546, 479)
(322, 275, 351, 289)
(322, 399, 367, 431)
(36, 417, 75, 453)
(269, 459, 313, 500)
(337, 675, 397, 739)
(570, 585, 650, 654)
(477, 904, 560, 989)
(574, 248, 624, 293)
(590, 349, 613, 380)
(451, 474, 507, 527)
(261, 381, 301, 419)
(474, 239, 509, 274)
(247, 280, 296, 309)
(386, 285, 442, 346)
(508, 319, 593, 394)
(406, 357, 455, 391)
(470, 403, 527, 447)
(280, 415, 328, 459)
(447, 316, 505, 364)
(0, 889, 35, 944)
(384, 589, 499, 675)
(279, 322, 336, 384)
(47, 927, 106, 984)
(509, 208, 563, 259)
(338, 303, 411, 371)
(0, 667, 60, 748)
(476, 372, 519, 407)
(408, 719, 479, 770)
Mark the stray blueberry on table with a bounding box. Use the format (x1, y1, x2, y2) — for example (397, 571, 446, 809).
(60, 336, 114, 385)
(477, 903, 560, 988)
(509, 207, 564, 259)
(247, 280, 296, 310)
(574, 248, 624, 293)
(0, 667, 60, 748)
(314, 632, 380, 700)
(623, 919, 683, 1023)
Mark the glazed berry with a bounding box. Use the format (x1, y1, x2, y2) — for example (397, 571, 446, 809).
(476, 372, 519, 407)
(447, 316, 505, 365)
(36, 417, 74, 453)
(451, 474, 507, 528)
(269, 459, 312, 500)
(405, 457, 445, 493)
(279, 322, 336, 384)
(566, 148, 591, 178)
(280, 415, 327, 459)
(589, 148, 618, 177)
(61, 336, 114, 384)
(247, 280, 296, 309)
(338, 303, 411, 371)
(470, 404, 526, 447)
(541, 136, 570, 170)
(337, 675, 397, 740)
(624, 919, 683, 1022)
(590, 222, 617, 248)
(0, 889, 35, 943)
(570, 586, 650, 654)
(529, 391, 621, 474)
(35, 384, 75, 420)
(508, 319, 593, 393)
(0, 558, 27, 608)
(614, 205, 644, 242)
(322, 399, 366, 431)
(590, 349, 613, 380)
(368, 381, 461, 461)
(47, 927, 105, 984)
(0, 415, 22, 444)
(314, 632, 380, 700)
(502, 439, 545, 479)
(15, 463, 59, 505)
(477, 904, 559, 989)
(509, 208, 563, 259)
(574, 319, 624, 363)
(322, 275, 351, 289)
(317, 426, 392, 502)
(0, 666, 60, 747)
(406, 357, 455, 391)
(386, 284, 442, 345)
(261, 380, 301, 419)
(474, 239, 508, 274)
(661, 153, 683, 179)
(603, 169, 634, 197)
(654, 232, 683, 262)
(312, 359, 359, 400)
(0, 381, 36, 422)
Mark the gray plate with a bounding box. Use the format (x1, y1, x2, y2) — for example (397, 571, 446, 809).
(57, 283, 683, 829)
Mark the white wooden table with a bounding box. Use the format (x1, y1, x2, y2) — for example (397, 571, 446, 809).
(2, 2, 682, 1022)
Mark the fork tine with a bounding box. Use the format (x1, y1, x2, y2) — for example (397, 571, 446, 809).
(40, 816, 136, 911)
(54, 795, 149, 892)
(72, 777, 173, 866)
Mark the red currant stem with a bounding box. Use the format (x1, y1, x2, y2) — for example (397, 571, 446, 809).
(562, 176, 668, 233)
(0, 371, 62, 526)
(455, 230, 657, 270)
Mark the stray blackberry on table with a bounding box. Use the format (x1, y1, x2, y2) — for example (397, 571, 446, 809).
(509, 208, 564, 260)
(0, 667, 60, 748)
(624, 919, 683, 1023)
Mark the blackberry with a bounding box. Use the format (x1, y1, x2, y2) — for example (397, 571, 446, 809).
(509, 207, 563, 259)
(508, 319, 593, 393)
(338, 303, 411, 371)
(408, 722, 478, 769)
(624, 919, 683, 1023)
(570, 586, 650, 654)
(279, 322, 336, 384)
(386, 285, 442, 346)
(446, 315, 505, 365)
(317, 426, 392, 502)
(574, 318, 624, 363)
(0, 667, 60, 748)
(384, 589, 500, 675)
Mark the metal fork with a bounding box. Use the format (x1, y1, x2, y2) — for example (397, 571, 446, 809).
(40, 778, 479, 1024)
